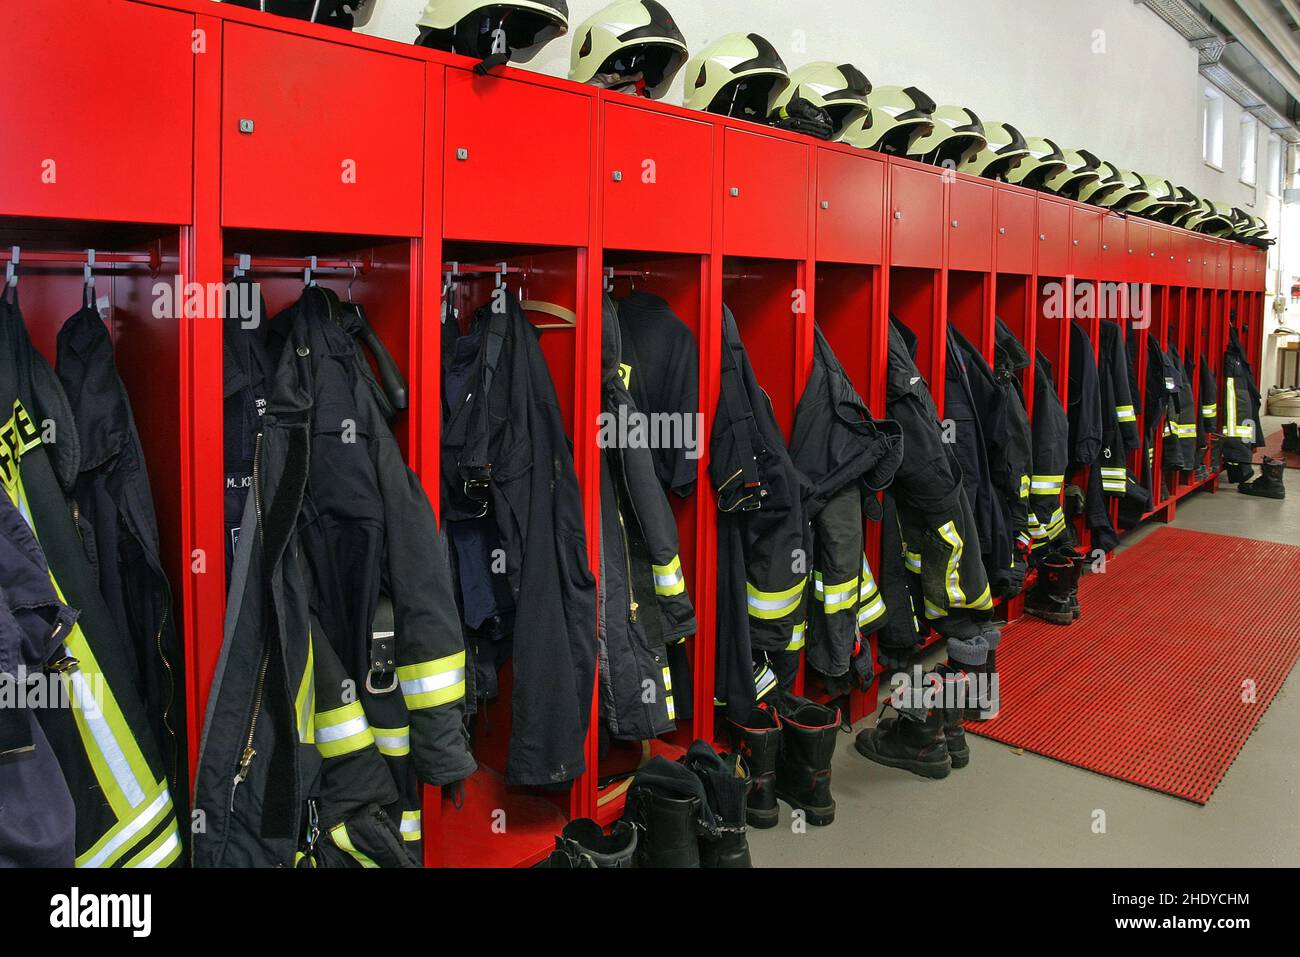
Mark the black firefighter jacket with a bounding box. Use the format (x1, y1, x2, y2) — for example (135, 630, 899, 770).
(1162, 350, 1198, 470)
(1193, 350, 1218, 452)
(1, 291, 181, 867)
(1085, 322, 1144, 551)
(441, 291, 597, 787)
(195, 288, 475, 868)
(55, 300, 183, 797)
(598, 295, 696, 743)
(711, 305, 812, 723)
(1029, 351, 1071, 553)
(788, 325, 902, 682)
(1221, 324, 1261, 466)
(875, 319, 992, 657)
(1, 493, 77, 867)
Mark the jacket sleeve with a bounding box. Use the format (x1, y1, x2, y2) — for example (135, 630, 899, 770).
(1199, 354, 1218, 430)
(1029, 363, 1070, 551)
(355, 386, 476, 788)
(1109, 331, 1141, 451)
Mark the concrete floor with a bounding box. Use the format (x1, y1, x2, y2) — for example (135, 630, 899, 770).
(750, 417, 1300, 867)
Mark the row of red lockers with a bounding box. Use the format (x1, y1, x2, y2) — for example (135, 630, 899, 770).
(0, 0, 1269, 866)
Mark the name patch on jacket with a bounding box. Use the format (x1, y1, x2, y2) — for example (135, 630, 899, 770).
(0, 400, 42, 493)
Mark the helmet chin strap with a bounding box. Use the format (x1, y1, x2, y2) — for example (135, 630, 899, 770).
(475, 12, 512, 74)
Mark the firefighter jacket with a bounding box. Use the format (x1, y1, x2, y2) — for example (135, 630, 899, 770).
(1030, 351, 1071, 552)
(953, 324, 1031, 598)
(1, 494, 77, 867)
(788, 325, 902, 681)
(1067, 322, 1103, 469)
(195, 288, 474, 868)
(1195, 350, 1218, 441)
(598, 295, 696, 743)
(55, 300, 182, 797)
(1085, 322, 1143, 551)
(1221, 324, 1261, 466)
(1162, 350, 1197, 470)
(222, 278, 274, 577)
(879, 319, 993, 633)
(615, 291, 700, 497)
(711, 305, 812, 723)
(441, 290, 597, 787)
(0, 291, 182, 867)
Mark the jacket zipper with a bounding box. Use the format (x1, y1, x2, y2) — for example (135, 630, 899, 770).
(232, 432, 269, 809)
(154, 601, 178, 791)
(610, 465, 638, 623)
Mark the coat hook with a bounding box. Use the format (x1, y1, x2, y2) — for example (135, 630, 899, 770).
(4, 246, 18, 288)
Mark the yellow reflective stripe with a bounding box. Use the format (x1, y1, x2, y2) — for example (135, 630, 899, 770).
(936, 521, 967, 606)
(903, 550, 922, 573)
(663, 666, 676, 720)
(857, 593, 886, 628)
(859, 556, 879, 601)
(314, 701, 374, 759)
(746, 578, 807, 620)
(371, 725, 411, 757)
(124, 822, 182, 869)
(1029, 475, 1064, 493)
(754, 664, 778, 700)
(398, 651, 467, 710)
(400, 810, 421, 842)
(817, 574, 859, 614)
(966, 585, 994, 611)
(923, 598, 947, 620)
(651, 555, 686, 596)
(75, 782, 174, 869)
(1201, 404, 1217, 418)
(1115, 404, 1137, 422)
(785, 621, 806, 651)
(1019, 474, 1030, 498)
(329, 823, 378, 868)
(1043, 508, 1067, 538)
(296, 631, 315, 745)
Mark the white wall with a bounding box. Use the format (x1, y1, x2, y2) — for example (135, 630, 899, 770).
(355, 0, 1299, 385)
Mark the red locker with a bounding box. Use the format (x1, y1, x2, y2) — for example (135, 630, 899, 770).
(1036, 197, 1071, 276)
(444, 70, 591, 245)
(722, 128, 809, 259)
(889, 163, 944, 268)
(1148, 224, 1171, 284)
(996, 189, 1036, 274)
(1101, 214, 1127, 277)
(1125, 219, 1149, 283)
(222, 23, 425, 235)
(815, 148, 885, 264)
(602, 102, 713, 253)
(1070, 205, 1102, 278)
(948, 177, 994, 273)
(0, 0, 194, 223)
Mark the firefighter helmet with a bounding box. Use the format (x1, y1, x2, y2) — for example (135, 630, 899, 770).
(569, 0, 689, 99)
(959, 120, 1030, 180)
(1006, 136, 1068, 189)
(415, 1, 568, 66)
(1126, 174, 1180, 218)
(770, 61, 871, 141)
(843, 85, 936, 155)
(682, 32, 788, 119)
(1076, 161, 1128, 207)
(906, 104, 987, 169)
(1043, 148, 1103, 198)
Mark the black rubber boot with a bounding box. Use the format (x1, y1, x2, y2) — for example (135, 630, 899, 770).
(854, 704, 951, 780)
(936, 665, 970, 769)
(684, 741, 752, 868)
(1239, 457, 1286, 499)
(541, 818, 637, 868)
(1024, 550, 1078, 625)
(1282, 422, 1300, 454)
(773, 695, 840, 826)
(725, 705, 781, 829)
(625, 787, 701, 868)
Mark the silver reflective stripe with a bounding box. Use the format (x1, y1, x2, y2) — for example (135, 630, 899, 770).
(400, 817, 421, 834)
(81, 788, 171, 869)
(69, 669, 146, 808)
(401, 669, 465, 697)
(132, 830, 181, 869)
(315, 714, 370, 744)
(373, 729, 410, 754)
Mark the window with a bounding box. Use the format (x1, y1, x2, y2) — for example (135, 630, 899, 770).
(1240, 113, 1258, 185)
(1203, 87, 1224, 168)
(1266, 133, 1283, 196)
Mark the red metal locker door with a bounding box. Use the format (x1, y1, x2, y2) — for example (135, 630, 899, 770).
(815, 148, 885, 264)
(1212, 241, 1228, 289)
(1070, 205, 1102, 278)
(889, 164, 944, 268)
(1148, 225, 1171, 284)
(948, 178, 993, 272)
(1036, 198, 1071, 276)
(1101, 215, 1126, 278)
(996, 189, 1035, 274)
(722, 129, 809, 260)
(1258, 248, 1268, 291)
(1125, 219, 1149, 282)
(1175, 231, 1194, 285)
(603, 102, 712, 253)
(0, 0, 193, 223)
(1201, 238, 1217, 287)
(445, 70, 591, 246)
(223, 24, 424, 235)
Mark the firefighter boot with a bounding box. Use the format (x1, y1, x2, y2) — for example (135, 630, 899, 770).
(684, 741, 753, 868)
(725, 705, 782, 829)
(935, 664, 971, 769)
(1282, 422, 1300, 454)
(625, 760, 703, 868)
(773, 695, 840, 827)
(542, 818, 637, 868)
(1239, 457, 1286, 499)
(854, 700, 951, 780)
(1024, 551, 1078, 625)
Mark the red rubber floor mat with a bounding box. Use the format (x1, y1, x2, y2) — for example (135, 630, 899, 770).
(968, 528, 1300, 804)
(1252, 429, 1300, 469)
